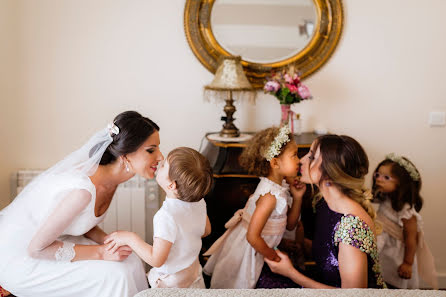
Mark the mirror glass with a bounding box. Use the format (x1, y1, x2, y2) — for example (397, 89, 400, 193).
(211, 0, 318, 64)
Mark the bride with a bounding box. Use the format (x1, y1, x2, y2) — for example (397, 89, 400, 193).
(0, 111, 163, 297)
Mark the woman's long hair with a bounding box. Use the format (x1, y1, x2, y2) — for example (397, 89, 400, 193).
(312, 135, 376, 220)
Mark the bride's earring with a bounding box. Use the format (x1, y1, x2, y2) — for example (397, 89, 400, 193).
(122, 157, 130, 173)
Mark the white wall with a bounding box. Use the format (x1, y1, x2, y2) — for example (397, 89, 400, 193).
(1, 0, 445, 282)
(0, 0, 21, 209)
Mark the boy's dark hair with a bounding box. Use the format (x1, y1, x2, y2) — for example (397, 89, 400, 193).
(372, 158, 423, 212)
(167, 147, 213, 202)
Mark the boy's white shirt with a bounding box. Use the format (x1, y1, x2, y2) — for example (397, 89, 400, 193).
(152, 196, 207, 274)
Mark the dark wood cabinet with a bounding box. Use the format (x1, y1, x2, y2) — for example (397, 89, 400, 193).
(201, 132, 320, 252)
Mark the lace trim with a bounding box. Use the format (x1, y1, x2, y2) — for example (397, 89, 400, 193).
(254, 178, 292, 214)
(55, 241, 75, 262)
(379, 201, 423, 231)
(333, 215, 386, 288)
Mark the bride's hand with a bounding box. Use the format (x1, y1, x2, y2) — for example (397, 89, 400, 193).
(264, 249, 295, 278)
(99, 244, 132, 261)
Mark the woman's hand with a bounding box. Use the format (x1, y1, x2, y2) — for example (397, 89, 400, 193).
(266, 252, 281, 262)
(264, 249, 295, 279)
(99, 244, 132, 261)
(398, 262, 413, 279)
(104, 231, 135, 254)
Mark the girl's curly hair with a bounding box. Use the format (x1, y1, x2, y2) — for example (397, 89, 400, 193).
(239, 126, 291, 177)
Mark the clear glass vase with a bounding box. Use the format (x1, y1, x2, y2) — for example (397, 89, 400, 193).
(280, 104, 291, 126)
(281, 104, 298, 134)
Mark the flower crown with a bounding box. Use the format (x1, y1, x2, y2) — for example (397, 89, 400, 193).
(264, 125, 291, 161)
(385, 153, 420, 181)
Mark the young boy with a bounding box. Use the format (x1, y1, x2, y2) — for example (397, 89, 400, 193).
(105, 147, 213, 288)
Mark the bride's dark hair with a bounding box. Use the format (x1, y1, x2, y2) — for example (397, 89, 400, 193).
(98, 111, 159, 165)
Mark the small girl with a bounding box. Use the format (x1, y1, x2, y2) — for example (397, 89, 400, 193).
(373, 153, 437, 289)
(203, 125, 306, 289)
(104, 147, 213, 288)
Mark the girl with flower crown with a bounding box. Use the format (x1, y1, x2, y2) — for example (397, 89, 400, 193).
(202, 125, 306, 289)
(372, 154, 438, 289)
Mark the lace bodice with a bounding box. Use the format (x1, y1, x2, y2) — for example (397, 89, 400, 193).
(377, 200, 423, 232)
(245, 177, 292, 219)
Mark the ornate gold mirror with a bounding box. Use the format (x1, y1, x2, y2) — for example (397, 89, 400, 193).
(184, 0, 343, 88)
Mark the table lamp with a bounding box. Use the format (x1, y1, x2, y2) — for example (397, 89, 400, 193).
(204, 56, 255, 138)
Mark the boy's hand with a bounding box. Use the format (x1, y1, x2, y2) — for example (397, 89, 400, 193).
(104, 231, 134, 254)
(398, 262, 413, 279)
(100, 244, 132, 261)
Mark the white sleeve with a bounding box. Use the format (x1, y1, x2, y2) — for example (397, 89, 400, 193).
(397, 203, 423, 231)
(153, 209, 177, 243)
(27, 189, 92, 260)
(200, 199, 207, 235)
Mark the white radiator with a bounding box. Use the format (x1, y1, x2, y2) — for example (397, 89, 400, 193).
(11, 170, 160, 244)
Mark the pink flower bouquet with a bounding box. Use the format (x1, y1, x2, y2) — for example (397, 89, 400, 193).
(264, 66, 312, 104)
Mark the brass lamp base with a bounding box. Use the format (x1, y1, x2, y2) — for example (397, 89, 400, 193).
(219, 91, 240, 138)
(219, 126, 240, 138)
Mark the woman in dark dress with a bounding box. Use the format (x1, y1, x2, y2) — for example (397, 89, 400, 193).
(265, 135, 385, 288)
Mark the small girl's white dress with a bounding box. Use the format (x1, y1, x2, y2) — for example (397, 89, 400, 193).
(376, 200, 437, 289)
(203, 177, 292, 289)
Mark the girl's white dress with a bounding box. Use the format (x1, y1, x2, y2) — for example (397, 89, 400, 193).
(203, 177, 292, 289)
(377, 200, 428, 288)
(0, 172, 148, 297)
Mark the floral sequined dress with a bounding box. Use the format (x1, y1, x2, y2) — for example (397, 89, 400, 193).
(312, 199, 385, 288)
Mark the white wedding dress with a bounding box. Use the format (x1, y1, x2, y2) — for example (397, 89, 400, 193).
(0, 127, 148, 297)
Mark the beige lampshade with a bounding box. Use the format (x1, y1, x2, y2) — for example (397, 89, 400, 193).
(203, 56, 256, 138)
(204, 56, 254, 91)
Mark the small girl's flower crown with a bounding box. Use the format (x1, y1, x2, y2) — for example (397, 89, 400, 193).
(385, 153, 420, 181)
(263, 125, 291, 161)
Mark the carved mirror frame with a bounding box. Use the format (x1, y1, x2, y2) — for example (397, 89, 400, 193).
(184, 0, 344, 88)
